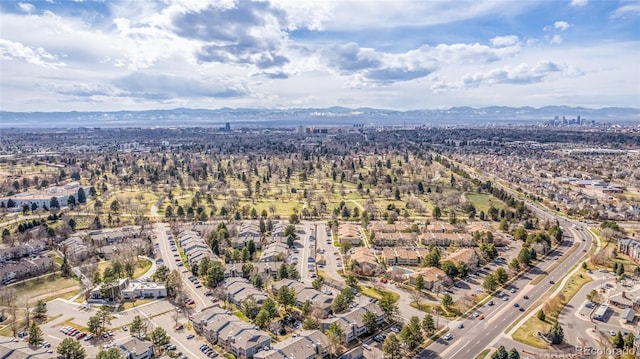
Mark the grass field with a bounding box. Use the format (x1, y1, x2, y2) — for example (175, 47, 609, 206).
(512, 316, 550, 349)
(9, 274, 80, 304)
(359, 286, 400, 303)
(466, 193, 506, 214)
(476, 349, 490, 359)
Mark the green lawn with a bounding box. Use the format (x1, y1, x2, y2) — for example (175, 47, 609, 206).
(476, 349, 490, 359)
(511, 316, 550, 349)
(359, 286, 400, 303)
(466, 193, 506, 214)
(10, 274, 80, 304)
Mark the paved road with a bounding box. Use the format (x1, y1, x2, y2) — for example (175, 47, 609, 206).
(415, 223, 594, 358)
(153, 223, 210, 309)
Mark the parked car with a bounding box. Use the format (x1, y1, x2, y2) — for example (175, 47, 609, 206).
(443, 333, 453, 340)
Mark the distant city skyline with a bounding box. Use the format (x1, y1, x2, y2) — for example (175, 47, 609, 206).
(1, 0, 639, 113)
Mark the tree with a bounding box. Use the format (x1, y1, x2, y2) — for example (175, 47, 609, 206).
(57, 337, 86, 359)
(325, 322, 344, 357)
(362, 310, 379, 334)
(379, 293, 399, 322)
(483, 273, 499, 292)
(399, 316, 422, 351)
(441, 293, 453, 310)
(414, 274, 425, 291)
(624, 333, 635, 349)
(153, 265, 169, 283)
(61, 256, 72, 277)
(33, 300, 47, 319)
(517, 248, 531, 267)
(276, 286, 296, 311)
(277, 263, 289, 280)
(537, 310, 546, 321)
(441, 260, 459, 278)
(421, 313, 435, 336)
(77, 188, 87, 204)
(261, 297, 277, 318)
(495, 267, 509, 284)
(423, 248, 440, 267)
(547, 322, 564, 344)
(50, 197, 60, 209)
(613, 331, 624, 349)
(508, 348, 520, 359)
(129, 315, 147, 338)
(67, 195, 77, 208)
(616, 263, 625, 276)
(205, 262, 225, 288)
(302, 317, 320, 330)
(96, 348, 124, 359)
(312, 276, 324, 291)
(254, 309, 271, 329)
(109, 200, 121, 213)
(491, 345, 508, 359)
(150, 327, 170, 347)
(382, 333, 402, 359)
(432, 206, 442, 219)
(88, 315, 102, 337)
(28, 322, 44, 346)
(241, 297, 260, 320)
(345, 274, 358, 288)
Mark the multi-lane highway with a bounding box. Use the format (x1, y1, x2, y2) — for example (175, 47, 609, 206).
(416, 217, 595, 358)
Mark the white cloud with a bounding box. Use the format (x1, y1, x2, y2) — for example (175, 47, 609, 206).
(570, 0, 588, 7)
(611, 3, 640, 17)
(0, 39, 64, 68)
(550, 35, 563, 44)
(17, 2, 35, 13)
(461, 60, 564, 87)
(490, 35, 519, 47)
(554, 21, 571, 31)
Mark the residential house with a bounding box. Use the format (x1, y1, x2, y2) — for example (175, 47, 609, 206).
(0, 239, 47, 262)
(225, 261, 283, 280)
(222, 277, 267, 306)
(60, 236, 90, 263)
(347, 247, 383, 276)
(618, 238, 640, 264)
(271, 279, 333, 314)
(191, 304, 272, 358)
(260, 242, 289, 262)
(407, 267, 448, 291)
(419, 232, 474, 247)
(369, 222, 412, 233)
(319, 302, 384, 343)
(254, 330, 330, 359)
(372, 232, 415, 247)
(442, 248, 480, 270)
(338, 224, 361, 246)
(119, 338, 154, 359)
(0, 257, 54, 285)
(426, 222, 456, 233)
(232, 223, 262, 249)
(178, 230, 218, 267)
(382, 248, 429, 266)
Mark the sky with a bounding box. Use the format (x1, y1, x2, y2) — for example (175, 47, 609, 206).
(0, 0, 639, 112)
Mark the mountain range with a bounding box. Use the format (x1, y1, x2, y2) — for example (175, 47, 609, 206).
(1, 106, 638, 128)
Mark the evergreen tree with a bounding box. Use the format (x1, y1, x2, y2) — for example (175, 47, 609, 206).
(547, 322, 564, 344)
(77, 188, 87, 204)
(28, 322, 44, 346)
(57, 338, 86, 359)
